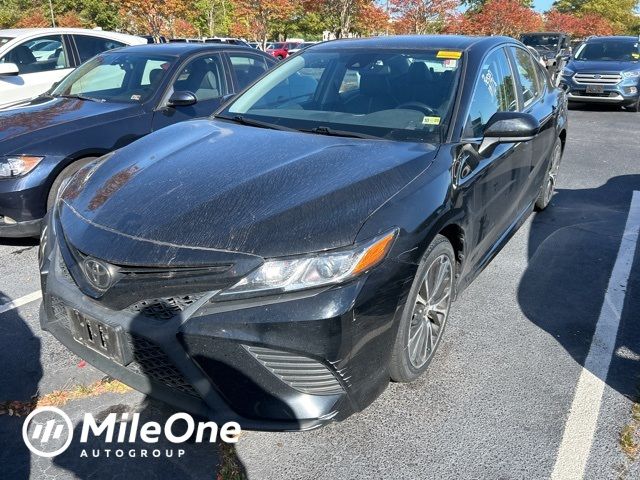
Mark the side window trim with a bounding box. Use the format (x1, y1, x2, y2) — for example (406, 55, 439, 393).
(65, 34, 81, 67)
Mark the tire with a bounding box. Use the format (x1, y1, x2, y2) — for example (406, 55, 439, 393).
(46, 157, 98, 211)
(625, 98, 640, 112)
(535, 138, 562, 211)
(389, 235, 455, 383)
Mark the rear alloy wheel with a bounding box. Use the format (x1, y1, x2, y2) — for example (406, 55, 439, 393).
(535, 138, 562, 211)
(390, 235, 455, 382)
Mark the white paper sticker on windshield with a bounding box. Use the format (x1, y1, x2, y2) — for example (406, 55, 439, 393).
(422, 116, 441, 126)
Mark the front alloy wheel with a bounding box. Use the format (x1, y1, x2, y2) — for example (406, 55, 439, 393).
(390, 235, 455, 382)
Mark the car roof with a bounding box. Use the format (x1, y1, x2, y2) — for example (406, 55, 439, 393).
(522, 32, 566, 36)
(312, 35, 516, 53)
(0, 28, 142, 43)
(114, 42, 269, 56)
(585, 36, 639, 42)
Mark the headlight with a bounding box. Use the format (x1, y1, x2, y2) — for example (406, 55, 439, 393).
(561, 68, 574, 77)
(219, 229, 398, 298)
(0, 155, 44, 178)
(622, 70, 640, 79)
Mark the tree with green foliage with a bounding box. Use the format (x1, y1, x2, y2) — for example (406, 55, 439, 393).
(553, 0, 639, 33)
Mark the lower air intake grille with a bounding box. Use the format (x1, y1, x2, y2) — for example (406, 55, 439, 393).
(127, 334, 200, 398)
(128, 295, 203, 320)
(245, 346, 344, 396)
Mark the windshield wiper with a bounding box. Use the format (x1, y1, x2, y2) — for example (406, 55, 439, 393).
(215, 115, 296, 132)
(56, 94, 104, 103)
(299, 126, 380, 140)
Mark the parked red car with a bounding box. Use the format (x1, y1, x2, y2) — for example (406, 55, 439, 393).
(266, 42, 300, 60)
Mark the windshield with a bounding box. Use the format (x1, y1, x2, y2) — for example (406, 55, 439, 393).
(521, 35, 560, 50)
(575, 40, 640, 62)
(0, 37, 13, 48)
(218, 48, 462, 143)
(51, 52, 174, 103)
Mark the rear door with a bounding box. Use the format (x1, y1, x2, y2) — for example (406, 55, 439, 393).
(152, 53, 230, 131)
(0, 34, 73, 104)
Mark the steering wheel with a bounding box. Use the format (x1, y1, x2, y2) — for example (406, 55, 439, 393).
(396, 101, 438, 117)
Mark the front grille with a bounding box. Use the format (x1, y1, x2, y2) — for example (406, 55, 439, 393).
(127, 334, 200, 398)
(574, 73, 622, 85)
(577, 91, 620, 98)
(245, 346, 344, 395)
(128, 295, 203, 320)
(56, 250, 75, 285)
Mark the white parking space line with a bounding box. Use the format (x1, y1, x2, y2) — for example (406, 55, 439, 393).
(551, 191, 640, 480)
(0, 290, 42, 315)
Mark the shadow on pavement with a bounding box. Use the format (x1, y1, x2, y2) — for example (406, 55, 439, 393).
(0, 290, 43, 480)
(518, 174, 640, 399)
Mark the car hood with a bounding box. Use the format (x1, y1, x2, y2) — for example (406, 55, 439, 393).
(59, 119, 437, 263)
(0, 96, 136, 147)
(568, 60, 638, 73)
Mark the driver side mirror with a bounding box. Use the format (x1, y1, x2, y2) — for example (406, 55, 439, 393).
(478, 112, 540, 156)
(0, 62, 20, 77)
(167, 91, 197, 107)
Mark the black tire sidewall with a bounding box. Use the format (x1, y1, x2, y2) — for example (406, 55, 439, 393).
(389, 235, 455, 383)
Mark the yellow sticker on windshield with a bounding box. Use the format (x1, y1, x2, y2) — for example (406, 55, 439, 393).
(437, 50, 462, 60)
(422, 116, 441, 126)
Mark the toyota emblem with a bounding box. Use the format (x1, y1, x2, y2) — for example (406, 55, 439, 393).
(83, 258, 112, 290)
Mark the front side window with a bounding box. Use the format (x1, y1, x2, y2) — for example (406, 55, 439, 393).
(172, 55, 227, 101)
(464, 48, 517, 138)
(52, 52, 173, 103)
(0, 35, 69, 73)
(511, 47, 541, 108)
(229, 53, 269, 90)
(74, 35, 126, 63)
(220, 48, 463, 143)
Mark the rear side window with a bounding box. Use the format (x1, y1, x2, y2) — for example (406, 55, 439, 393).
(229, 53, 269, 90)
(511, 47, 541, 108)
(0, 34, 70, 73)
(464, 48, 517, 138)
(74, 35, 125, 63)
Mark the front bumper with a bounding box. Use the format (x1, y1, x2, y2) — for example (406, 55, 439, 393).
(559, 76, 639, 105)
(0, 156, 63, 237)
(39, 221, 412, 431)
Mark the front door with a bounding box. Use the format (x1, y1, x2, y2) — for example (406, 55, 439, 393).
(0, 34, 73, 105)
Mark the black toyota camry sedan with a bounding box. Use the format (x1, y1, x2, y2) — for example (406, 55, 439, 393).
(39, 35, 567, 431)
(0, 43, 275, 237)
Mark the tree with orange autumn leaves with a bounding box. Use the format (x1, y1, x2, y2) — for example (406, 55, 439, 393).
(3, 0, 635, 41)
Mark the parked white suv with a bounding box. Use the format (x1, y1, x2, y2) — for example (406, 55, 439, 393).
(0, 28, 145, 107)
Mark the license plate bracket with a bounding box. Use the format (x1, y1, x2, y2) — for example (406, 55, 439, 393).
(585, 84, 605, 94)
(69, 309, 130, 365)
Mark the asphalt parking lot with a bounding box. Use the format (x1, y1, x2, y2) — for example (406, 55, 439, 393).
(1, 106, 639, 479)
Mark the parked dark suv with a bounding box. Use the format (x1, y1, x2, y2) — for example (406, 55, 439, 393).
(558, 36, 640, 111)
(521, 32, 571, 79)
